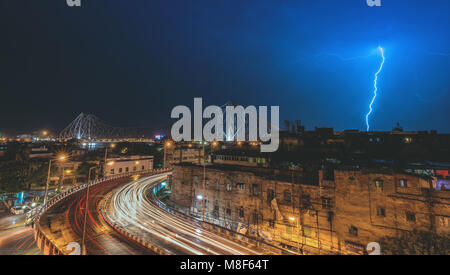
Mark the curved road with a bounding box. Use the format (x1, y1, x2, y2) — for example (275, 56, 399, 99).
(40, 176, 153, 255)
(103, 174, 262, 255)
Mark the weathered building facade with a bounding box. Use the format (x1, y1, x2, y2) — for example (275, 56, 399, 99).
(170, 164, 450, 254)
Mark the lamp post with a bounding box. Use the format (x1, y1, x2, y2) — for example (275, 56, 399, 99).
(103, 144, 115, 176)
(43, 154, 67, 206)
(81, 165, 97, 255)
(163, 140, 172, 169)
(202, 142, 206, 221)
(289, 216, 301, 254)
(196, 194, 204, 220)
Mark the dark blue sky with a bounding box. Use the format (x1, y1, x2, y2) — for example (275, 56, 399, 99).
(0, 0, 449, 134)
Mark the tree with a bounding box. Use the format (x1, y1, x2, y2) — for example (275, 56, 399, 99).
(379, 229, 450, 255)
(76, 161, 97, 180)
(24, 161, 57, 190)
(0, 161, 27, 192)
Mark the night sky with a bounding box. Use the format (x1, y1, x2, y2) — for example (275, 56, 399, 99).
(0, 0, 449, 134)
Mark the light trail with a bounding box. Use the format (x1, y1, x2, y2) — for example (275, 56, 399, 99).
(104, 174, 261, 255)
(365, 46, 385, 132)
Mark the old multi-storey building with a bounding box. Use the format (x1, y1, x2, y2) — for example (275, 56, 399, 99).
(103, 155, 153, 177)
(170, 163, 450, 255)
(164, 142, 205, 167)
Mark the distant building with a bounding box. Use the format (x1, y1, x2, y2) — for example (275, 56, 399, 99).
(103, 155, 153, 177)
(28, 146, 53, 159)
(213, 149, 270, 168)
(164, 142, 204, 167)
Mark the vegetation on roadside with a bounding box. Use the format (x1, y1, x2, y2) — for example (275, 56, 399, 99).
(379, 229, 450, 255)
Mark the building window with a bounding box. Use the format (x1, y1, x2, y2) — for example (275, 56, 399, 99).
(226, 202, 231, 216)
(439, 216, 449, 227)
(268, 219, 275, 228)
(252, 211, 259, 223)
(142, 165, 145, 170)
(236, 183, 245, 190)
(119, 168, 122, 173)
(349, 226, 358, 236)
(133, 166, 137, 171)
(215, 181, 220, 191)
(213, 202, 219, 217)
(284, 190, 291, 203)
(267, 189, 275, 203)
(398, 179, 408, 188)
(301, 194, 311, 209)
(303, 225, 311, 237)
(226, 183, 232, 191)
(110, 169, 115, 175)
(406, 212, 416, 222)
(251, 184, 261, 196)
(375, 179, 383, 191)
(377, 207, 386, 217)
(286, 225, 292, 235)
(321, 197, 332, 209)
(125, 167, 129, 172)
(323, 167, 334, 180)
(239, 207, 244, 218)
(193, 176, 199, 184)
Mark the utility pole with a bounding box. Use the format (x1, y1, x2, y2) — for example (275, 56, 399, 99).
(81, 166, 96, 255)
(163, 140, 172, 169)
(43, 154, 67, 206)
(202, 142, 206, 221)
(43, 159, 53, 207)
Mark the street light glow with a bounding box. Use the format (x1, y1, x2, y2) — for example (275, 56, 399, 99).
(58, 154, 67, 161)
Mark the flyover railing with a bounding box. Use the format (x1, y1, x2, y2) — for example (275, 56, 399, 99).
(33, 168, 172, 255)
(150, 180, 297, 255)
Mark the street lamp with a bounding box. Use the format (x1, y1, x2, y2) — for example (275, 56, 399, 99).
(196, 194, 206, 220)
(163, 140, 173, 169)
(81, 165, 97, 255)
(103, 144, 116, 176)
(43, 154, 67, 206)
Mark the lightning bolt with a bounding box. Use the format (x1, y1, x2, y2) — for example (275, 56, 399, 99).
(365, 46, 385, 132)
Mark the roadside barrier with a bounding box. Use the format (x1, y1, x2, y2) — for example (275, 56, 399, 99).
(149, 181, 297, 255)
(33, 168, 172, 255)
